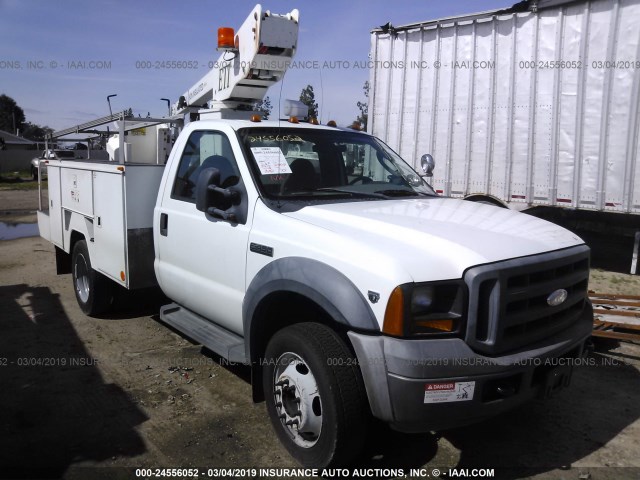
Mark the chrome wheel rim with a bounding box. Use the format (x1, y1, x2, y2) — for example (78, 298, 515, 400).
(273, 352, 322, 448)
(74, 253, 90, 303)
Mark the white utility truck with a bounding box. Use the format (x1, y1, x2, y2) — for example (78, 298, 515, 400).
(38, 4, 593, 468)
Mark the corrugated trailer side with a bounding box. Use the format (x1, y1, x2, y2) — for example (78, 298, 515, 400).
(369, 0, 640, 214)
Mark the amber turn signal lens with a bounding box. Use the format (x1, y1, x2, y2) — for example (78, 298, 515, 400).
(415, 319, 455, 332)
(383, 286, 404, 336)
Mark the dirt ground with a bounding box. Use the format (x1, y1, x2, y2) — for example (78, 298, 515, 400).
(1, 189, 639, 480)
(0, 187, 47, 223)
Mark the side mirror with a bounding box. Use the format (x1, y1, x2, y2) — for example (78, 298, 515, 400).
(195, 167, 241, 222)
(420, 154, 435, 177)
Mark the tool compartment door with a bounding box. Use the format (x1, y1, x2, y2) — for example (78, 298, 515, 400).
(92, 170, 127, 286)
(47, 165, 64, 248)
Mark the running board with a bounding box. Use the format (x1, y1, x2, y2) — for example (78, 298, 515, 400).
(159, 303, 247, 364)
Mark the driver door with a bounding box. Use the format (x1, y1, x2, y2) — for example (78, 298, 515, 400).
(156, 130, 250, 335)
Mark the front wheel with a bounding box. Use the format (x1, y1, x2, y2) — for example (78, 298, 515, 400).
(72, 239, 113, 316)
(263, 323, 368, 467)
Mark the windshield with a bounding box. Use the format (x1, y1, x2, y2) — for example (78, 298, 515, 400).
(238, 127, 436, 200)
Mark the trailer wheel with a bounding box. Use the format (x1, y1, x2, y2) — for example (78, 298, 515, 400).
(263, 322, 368, 467)
(72, 240, 112, 316)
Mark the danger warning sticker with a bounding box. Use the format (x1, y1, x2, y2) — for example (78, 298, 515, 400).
(424, 381, 475, 404)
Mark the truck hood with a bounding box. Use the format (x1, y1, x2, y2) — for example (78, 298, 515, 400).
(283, 198, 584, 281)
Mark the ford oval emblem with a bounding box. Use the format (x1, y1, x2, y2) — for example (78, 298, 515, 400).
(547, 289, 568, 307)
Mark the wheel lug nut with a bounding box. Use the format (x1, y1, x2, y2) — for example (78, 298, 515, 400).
(275, 380, 289, 387)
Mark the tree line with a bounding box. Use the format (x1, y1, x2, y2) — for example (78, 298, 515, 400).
(0, 94, 53, 142)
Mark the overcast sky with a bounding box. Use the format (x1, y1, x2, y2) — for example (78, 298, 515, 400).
(0, 0, 512, 131)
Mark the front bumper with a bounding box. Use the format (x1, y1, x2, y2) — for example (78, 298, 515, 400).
(348, 303, 593, 432)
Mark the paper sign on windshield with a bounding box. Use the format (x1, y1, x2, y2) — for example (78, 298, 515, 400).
(251, 147, 292, 175)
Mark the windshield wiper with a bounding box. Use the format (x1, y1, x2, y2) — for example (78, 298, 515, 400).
(315, 188, 387, 199)
(374, 189, 438, 198)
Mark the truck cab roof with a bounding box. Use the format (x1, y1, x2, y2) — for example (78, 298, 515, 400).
(191, 118, 368, 135)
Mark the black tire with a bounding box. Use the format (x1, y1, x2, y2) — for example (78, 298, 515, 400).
(71, 239, 113, 316)
(263, 322, 368, 467)
(31, 167, 38, 181)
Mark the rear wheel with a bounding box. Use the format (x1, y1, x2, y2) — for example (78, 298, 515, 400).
(72, 240, 112, 316)
(263, 322, 368, 467)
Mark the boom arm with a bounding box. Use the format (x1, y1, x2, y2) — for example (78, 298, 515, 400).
(174, 4, 299, 115)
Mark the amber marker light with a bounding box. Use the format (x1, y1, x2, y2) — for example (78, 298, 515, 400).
(415, 319, 455, 332)
(327, 120, 337, 127)
(309, 117, 319, 125)
(218, 27, 235, 50)
(289, 116, 299, 124)
(250, 114, 262, 122)
(120, 271, 126, 281)
(382, 286, 405, 336)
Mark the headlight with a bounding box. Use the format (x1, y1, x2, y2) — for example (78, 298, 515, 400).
(382, 281, 466, 337)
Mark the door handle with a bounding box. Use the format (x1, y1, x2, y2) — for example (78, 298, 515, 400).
(160, 213, 168, 236)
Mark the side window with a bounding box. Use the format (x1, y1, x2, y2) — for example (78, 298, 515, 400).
(172, 130, 240, 202)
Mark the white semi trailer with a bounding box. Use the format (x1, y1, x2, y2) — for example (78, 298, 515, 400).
(368, 0, 640, 269)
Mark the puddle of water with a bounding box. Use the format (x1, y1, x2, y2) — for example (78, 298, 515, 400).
(0, 222, 40, 241)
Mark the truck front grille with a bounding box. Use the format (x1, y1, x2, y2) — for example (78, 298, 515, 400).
(464, 245, 590, 356)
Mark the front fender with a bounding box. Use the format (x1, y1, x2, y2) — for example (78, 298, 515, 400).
(243, 257, 379, 361)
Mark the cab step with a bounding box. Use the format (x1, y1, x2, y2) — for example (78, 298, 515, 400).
(159, 303, 247, 364)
